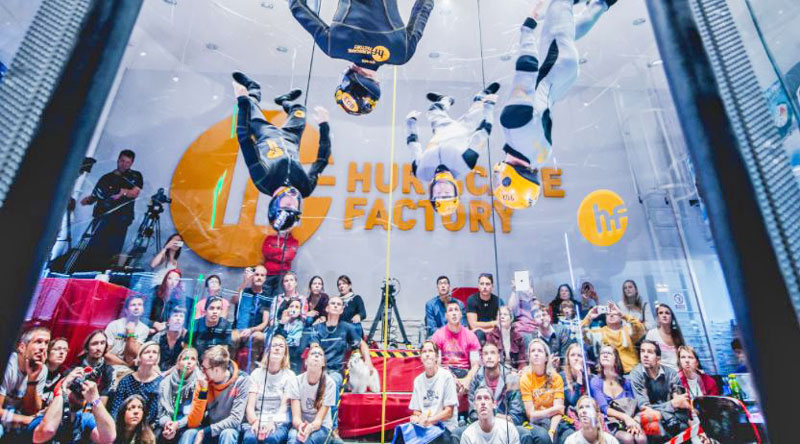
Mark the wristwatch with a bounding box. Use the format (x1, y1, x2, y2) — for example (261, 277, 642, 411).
(90, 398, 102, 409)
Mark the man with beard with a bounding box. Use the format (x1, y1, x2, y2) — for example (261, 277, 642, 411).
(0, 326, 51, 437)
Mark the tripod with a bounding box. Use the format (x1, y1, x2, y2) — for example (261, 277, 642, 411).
(59, 217, 103, 274)
(367, 278, 410, 347)
(124, 201, 162, 269)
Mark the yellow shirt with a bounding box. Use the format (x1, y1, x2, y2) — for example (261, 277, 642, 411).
(582, 314, 645, 373)
(520, 370, 564, 410)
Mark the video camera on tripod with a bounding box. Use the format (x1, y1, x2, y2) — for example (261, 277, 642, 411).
(368, 277, 410, 347)
(123, 187, 171, 269)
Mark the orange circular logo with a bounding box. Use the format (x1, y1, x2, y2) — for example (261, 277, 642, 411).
(170, 110, 332, 267)
(372, 46, 390, 62)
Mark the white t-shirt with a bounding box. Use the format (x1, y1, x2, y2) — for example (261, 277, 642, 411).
(408, 367, 459, 431)
(287, 372, 336, 429)
(686, 375, 702, 398)
(644, 329, 678, 370)
(249, 367, 296, 424)
(105, 318, 150, 373)
(564, 431, 620, 444)
(460, 419, 520, 444)
(0, 352, 47, 411)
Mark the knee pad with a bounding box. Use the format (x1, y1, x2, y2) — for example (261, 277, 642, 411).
(500, 104, 534, 129)
(515, 54, 539, 73)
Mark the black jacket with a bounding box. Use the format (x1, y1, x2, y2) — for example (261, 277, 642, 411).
(290, 0, 434, 69)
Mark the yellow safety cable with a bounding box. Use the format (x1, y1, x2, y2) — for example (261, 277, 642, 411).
(380, 65, 399, 444)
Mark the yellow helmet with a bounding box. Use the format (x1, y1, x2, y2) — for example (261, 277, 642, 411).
(430, 169, 459, 216)
(492, 162, 541, 209)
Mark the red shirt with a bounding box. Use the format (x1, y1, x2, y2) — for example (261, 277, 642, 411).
(261, 234, 299, 275)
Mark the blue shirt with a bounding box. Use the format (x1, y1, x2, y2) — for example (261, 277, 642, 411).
(30, 409, 96, 443)
(308, 321, 362, 372)
(235, 287, 275, 329)
(424, 296, 467, 337)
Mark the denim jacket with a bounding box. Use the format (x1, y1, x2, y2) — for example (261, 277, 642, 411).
(289, 0, 434, 68)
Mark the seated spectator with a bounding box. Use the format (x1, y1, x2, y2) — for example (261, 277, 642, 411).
(0, 326, 51, 437)
(243, 335, 296, 444)
(151, 306, 189, 372)
(629, 340, 690, 439)
(147, 269, 186, 334)
(561, 343, 587, 413)
(262, 233, 299, 299)
(460, 386, 521, 444)
(114, 394, 157, 444)
(430, 301, 480, 392)
(424, 275, 467, 338)
(109, 342, 163, 428)
(534, 308, 571, 368)
(618, 280, 654, 330)
(158, 347, 199, 443)
(307, 295, 374, 431)
(185, 345, 251, 444)
(288, 344, 335, 444)
(150, 233, 183, 288)
(194, 297, 234, 357)
(69, 330, 116, 405)
(42, 337, 69, 406)
(677, 346, 720, 398)
(578, 282, 599, 313)
(275, 271, 308, 321)
(581, 302, 645, 374)
(549, 284, 583, 324)
(276, 298, 305, 374)
(564, 396, 620, 444)
(195, 275, 231, 320)
(235, 266, 273, 349)
(31, 369, 115, 444)
(466, 273, 505, 343)
(457, 342, 543, 444)
(306, 275, 329, 326)
(105, 294, 150, 373)
(731, 338, 748, 373)
(644, 304, 685, 370)
(589, 346, 645, 444)
(407, 341, 459, 443)
(558, 300, 576, 322)
(486, 306, 520, 368)
(520, 339, 574, 444)
(337, 275, 367, 338)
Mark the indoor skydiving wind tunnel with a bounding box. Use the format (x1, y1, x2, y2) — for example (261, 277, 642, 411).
(3, 0, 800, 442)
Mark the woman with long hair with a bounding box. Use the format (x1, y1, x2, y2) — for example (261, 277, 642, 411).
(644, 304, 685, 369)
(148, 269, 185, 333)
(306, 276, 329, 325)
(550, 284, 583, 324)
(561, 343, 588, 411)
(407, 341, 459, 443)
(150, 233, 183, 286)
(677, 346, 720, 398)
(115, 394, 157, 444)
(520, 339, 574, 444)
(194, 274, 231, 320)
(617, 280, 654, 330)
(245, 335, 296, 444)
(564, 396, 619, 444)
(287, 343, 335, 444)
(486, 305, 519, 368)
(110, 342, 163, 428)
(589, 346, 645, 444)
(157, 347, 198, 442)
(581, 302, 645, 374)
(337, 275, 367, 337)
(276, 271, 308, 322)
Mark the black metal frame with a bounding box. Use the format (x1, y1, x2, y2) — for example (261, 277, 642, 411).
(0, 0, 144, 373)
(646, 0, 800, 441)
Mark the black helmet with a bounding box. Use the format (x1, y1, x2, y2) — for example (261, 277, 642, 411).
(335, 66, 380, 116)
(268, 187, 303, 233)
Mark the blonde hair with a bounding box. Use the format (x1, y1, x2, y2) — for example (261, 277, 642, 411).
(260, 335, 291, 370)
(527, 338, 556, 389)
(562, 343, 583, 392)
(576, 395, 606, 443)
(203, 345, 230, 369)
(305, 343, 328, 410)
(135, 341, 161, 369)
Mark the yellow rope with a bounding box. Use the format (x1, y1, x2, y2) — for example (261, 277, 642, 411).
(380, 65, 399, 444)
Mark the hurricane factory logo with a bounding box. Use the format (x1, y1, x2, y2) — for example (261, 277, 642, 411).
(577, 189, 628, 246)
(170, 110, 333, 267)
(371, 46, 390, 62)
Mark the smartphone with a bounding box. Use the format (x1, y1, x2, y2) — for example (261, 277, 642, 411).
(175, 241, 184, 247)
(596, 305, 608, 315)
(514, 271, 531, 292)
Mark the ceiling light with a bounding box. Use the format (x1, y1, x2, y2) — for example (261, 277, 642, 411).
(163, 0, 177, 4)
(429, 51, 440, 59)
(647, 59, 663, 67)
(276, 46, 288, 53)
(172, 76, 180, 82)
(206, 43, 218, 50)
(579, 57, 588, 65)
(633, 18, 646, 25)
(139, 51, 147, 57)
(500, 54, 512, 61)
(261, 1, 274, 8)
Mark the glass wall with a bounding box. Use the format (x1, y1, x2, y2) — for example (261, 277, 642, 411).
(3, 0, 773, 443)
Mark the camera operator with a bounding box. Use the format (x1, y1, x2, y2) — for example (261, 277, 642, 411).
(77, 149, 143, 271)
